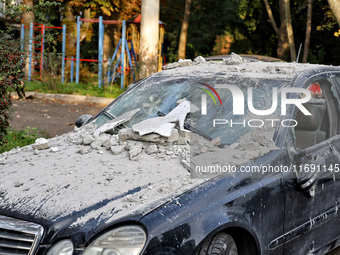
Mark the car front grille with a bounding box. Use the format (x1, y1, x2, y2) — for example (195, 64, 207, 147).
(0, 215, 44, 255)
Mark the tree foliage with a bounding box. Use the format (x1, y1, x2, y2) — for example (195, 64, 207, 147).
(161, 0, 340, 64)
(0, 0, 57, 144)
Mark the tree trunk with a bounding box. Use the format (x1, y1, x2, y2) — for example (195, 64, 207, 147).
(139, 0, 160, 78)
(79, 8, 91, 42)
(277, 0, 290, 59)
(22, 0, 34, 76)
(328, 0, 340, 27)
(263, 0, 279, 35)
(263, 0, 290, 59)
(303, 0, 313, 63)
(178, 0, 192, 60)
(63, 0, 77, 63)
(284, 0, 296, 61)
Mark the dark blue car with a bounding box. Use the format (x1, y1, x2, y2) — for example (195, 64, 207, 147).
(1, 61, 340, 255)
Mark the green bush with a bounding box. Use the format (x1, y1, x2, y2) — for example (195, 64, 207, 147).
(0, 127, 49, 154)
(0, 32, 25, 145)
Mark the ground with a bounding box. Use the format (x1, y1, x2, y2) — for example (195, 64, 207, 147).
(9, 98, 105, 137)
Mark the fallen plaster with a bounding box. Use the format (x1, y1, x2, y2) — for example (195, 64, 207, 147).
(132, 100, 190, 137)
(93, 108, 140, 136)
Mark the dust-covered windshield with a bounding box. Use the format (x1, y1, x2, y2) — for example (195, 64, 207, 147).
(93, 75, 291, 145)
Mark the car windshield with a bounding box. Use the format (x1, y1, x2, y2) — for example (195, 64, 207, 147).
(93, 75, 291, 145)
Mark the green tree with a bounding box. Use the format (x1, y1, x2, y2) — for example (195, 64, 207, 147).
(0, 0, 56, 144)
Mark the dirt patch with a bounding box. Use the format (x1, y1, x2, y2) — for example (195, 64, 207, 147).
(9, 98, 106, 137)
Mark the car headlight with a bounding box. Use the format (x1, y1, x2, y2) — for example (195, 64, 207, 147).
(82, 225, 147, 255)
(46, 239, 74, 255)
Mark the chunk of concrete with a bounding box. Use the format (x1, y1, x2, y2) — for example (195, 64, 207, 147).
(110, 145, 126, 155)
(128, 144, 143, 159)
(78, 147, 90, 155)
(94, 108, 140, 136)
(81, 134, 95, 145)
(32, 138, 50, 150)
(132, 101, 190, 137)
(104, 135, 119, 149)
(178, 59, 192, 67)
(162, 62, 180, 70)
(118, 128, 180, 144)
(146, 144, 158, 155)
(193, 56, 206, 64)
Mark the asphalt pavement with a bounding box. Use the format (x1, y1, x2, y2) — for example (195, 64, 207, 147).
(9, 97, 106, 137)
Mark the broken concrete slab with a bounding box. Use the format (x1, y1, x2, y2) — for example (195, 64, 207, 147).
(178, 59, 193, 67)
(94, 108, 140, 136)
(90, 134, 111, 150)
(162, 62, 180, 70)
(132, 101, 190, 137)
(32, 138, 51, 150)
(118, 128, 181, 144)
(104, 135, 119, 149)
(193, 56, 206, 64)
(110, 145, 126, 155)
(146, 144, 158, 155)
(223, 52, 248, 65)
(128, 143, 143, 159)
(78, 147, 90, 155)
(81, 134, 95, 145)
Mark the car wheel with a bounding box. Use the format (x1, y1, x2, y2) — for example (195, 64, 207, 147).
(199, 233, 238, 255)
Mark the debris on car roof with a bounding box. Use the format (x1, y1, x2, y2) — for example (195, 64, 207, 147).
(161, 53, 327, 80)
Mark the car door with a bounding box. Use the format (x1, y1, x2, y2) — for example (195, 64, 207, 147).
(282, 72, 340, 254)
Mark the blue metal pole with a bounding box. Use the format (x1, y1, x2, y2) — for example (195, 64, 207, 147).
(106, 38, 122, 86)
(28, 22, 33, 81)
(109, 38, 121, 66)
(120, 20, 126, 89)
(106, 58, 111, 85)
(20, 24, 24, 66)
(113, 53, 122, 82)
(20, 24, 24, 52)
(61, 24, 66, 83)
(98, 16, 104, 88)
(129, 41, 138, 71)
(71, 57, 74, 83)
(76, 16, 80, 84)
(125, 39, 134, 81)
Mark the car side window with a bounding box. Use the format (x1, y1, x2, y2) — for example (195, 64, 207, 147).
(294, 78, 338, 149)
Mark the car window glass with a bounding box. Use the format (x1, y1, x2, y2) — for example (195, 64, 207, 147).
(294, 78, 336, 149)
(94, 78, 192, 128)
(93, 75, 290, 145)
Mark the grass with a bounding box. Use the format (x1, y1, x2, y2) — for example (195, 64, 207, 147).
(24, 80, 126, 99)
(0, 127, 50, 154)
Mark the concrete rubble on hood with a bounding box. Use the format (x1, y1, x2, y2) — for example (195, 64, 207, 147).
(132, 101, 190, 137)
(32, 138, 51, 150)
(93, 108, 140, 136)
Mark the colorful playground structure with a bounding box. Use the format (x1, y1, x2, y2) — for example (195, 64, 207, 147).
(21, 15, 165, 89)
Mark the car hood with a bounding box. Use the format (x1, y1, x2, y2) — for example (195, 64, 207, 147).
(0, 132, 204, 245)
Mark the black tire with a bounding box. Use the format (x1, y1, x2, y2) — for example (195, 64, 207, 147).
(199, 233, 238, 255)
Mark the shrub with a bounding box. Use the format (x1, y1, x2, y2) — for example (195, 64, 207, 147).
(0, 32, 25, 145)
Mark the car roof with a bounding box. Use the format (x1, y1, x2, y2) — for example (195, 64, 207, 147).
(159, 61, 340, 81)
(205, 54, 284, 62)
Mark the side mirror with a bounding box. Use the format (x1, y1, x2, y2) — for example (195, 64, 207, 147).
(295, 151, 324, 196)
(75, 114, 93, 128)
(297, 167, 320, 192)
